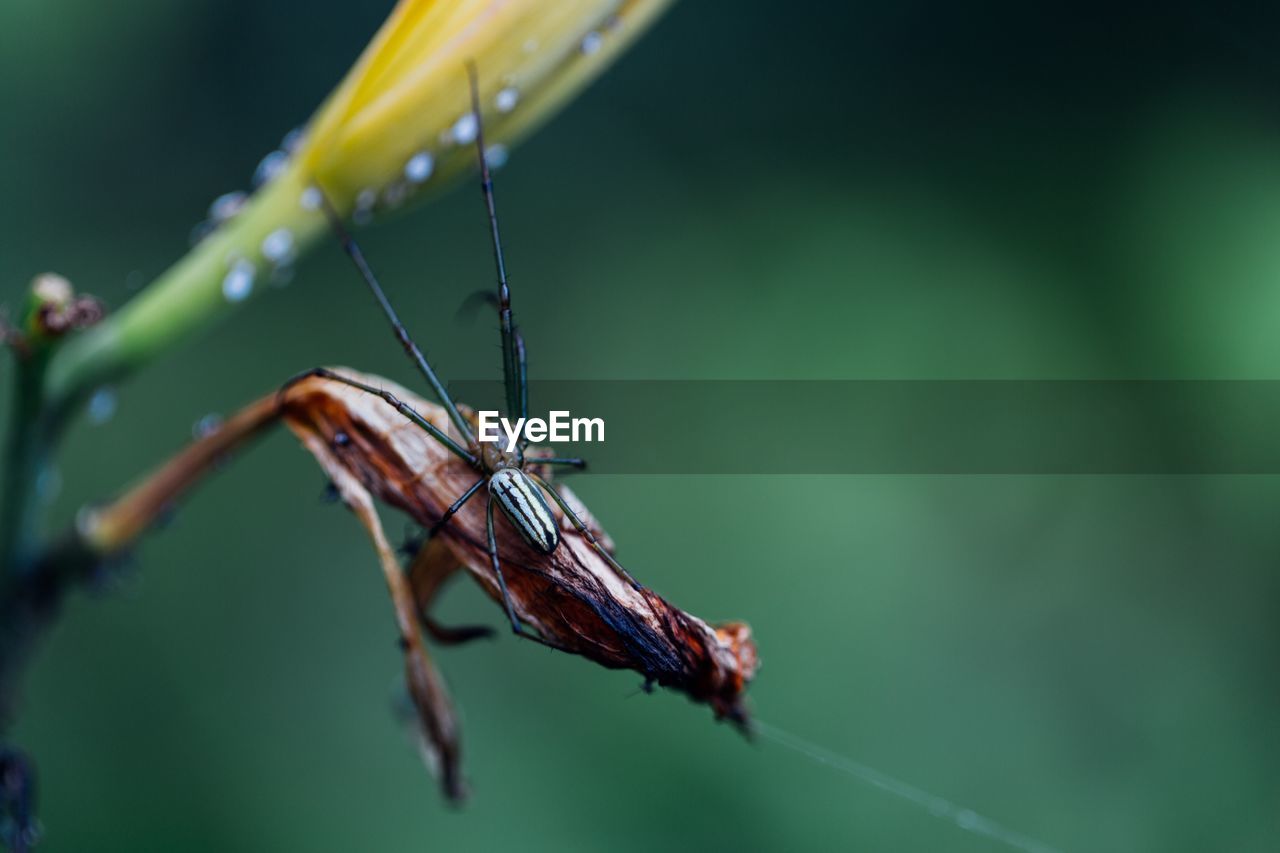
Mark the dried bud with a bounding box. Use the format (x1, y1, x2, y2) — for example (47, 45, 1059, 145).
(31, 273, 73, 307)
(6, 273, 105, 355)
(279, 370, 757, 797)
(70, 367, 754, 803)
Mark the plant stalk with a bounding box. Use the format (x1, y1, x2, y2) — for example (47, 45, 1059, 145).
(42, 164, 326, 419)
(0, 352, 50, 591)
(0, 163, 325, 724)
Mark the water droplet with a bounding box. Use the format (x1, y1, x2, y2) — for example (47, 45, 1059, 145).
(404, 151, 434, 183)
(37, 465, 61, 505)
(281, 126, 304, 153)
(208, 191, 247, 223)
(222, 258, 256, 302)
(189, 219, 216, 246)
(271, 264, 295, 288)
(261, 228, 295, 264)
(484, 144, 509, 169)
(21, 818, 44, 847)
(383, 181, 409, 208)
(580, 31, 603, 55)
(353, 188, 377, 225)
(300, 185, 322, 210)
(450, 112, 479, 145)
(192, 413, 224, 439)
(495, 86, 520, 113)
(87, 387, 117, 425)
(252, 150, 288, 188)
(954, 809, 980, 831)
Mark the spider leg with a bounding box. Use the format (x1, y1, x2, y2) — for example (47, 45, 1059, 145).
(483, 495, 581, 653)
(528, 472, 644, 591)
(315, 192, 477, 444)
(466, 62, 526, 424)
(427, 478, 485, 540)
(486, 494, 525, 634)
(282, 367, 475, 464)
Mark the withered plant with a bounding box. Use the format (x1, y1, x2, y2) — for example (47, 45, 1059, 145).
(1, 1, 754, 848)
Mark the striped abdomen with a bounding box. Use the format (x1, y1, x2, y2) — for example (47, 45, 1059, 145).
(489, 468, 559, 554)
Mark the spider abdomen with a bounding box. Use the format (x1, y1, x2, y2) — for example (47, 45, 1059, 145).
(490, 468, 559, 554)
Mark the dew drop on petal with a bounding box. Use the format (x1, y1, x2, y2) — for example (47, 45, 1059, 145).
(87, 387, 117, 425)
(252, 150, 289, 188)
(281, 126, 304, 153)
(270, 264, 295, 288)
(383, 182, 409, 208)
(353, 187, 377, 225)
(74, 505, 97, 538)
(405, 151, 434, 183)
(484, 144, 509, 169)
(222, 258, 256, 302)
(495, 86, 520, 113)
(208, 190, 248, 223)
(192, 413, 225, 439)
(580, 31, 603, 55)
(261, 228, 295, 264)
(300, 185, 322, 210)
(189, 219, 216, 247)
(450, 112, 479, 145)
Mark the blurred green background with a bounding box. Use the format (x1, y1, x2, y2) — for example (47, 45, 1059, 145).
(3, 1, 1280, 850)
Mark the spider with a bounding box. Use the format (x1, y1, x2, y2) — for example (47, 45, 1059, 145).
(288, 63, 643, 641)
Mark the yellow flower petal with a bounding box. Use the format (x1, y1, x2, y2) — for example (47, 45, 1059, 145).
(298, 0, 673, 216)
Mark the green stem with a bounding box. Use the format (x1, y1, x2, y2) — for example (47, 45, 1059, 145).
(1, 161, 328, 722)
(1, 164, 326, 582)
(42, 163, 327, 417)
(0, 351, 50, 584)
(0, 346, 54, 727)
(3, 158, 325, 584)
